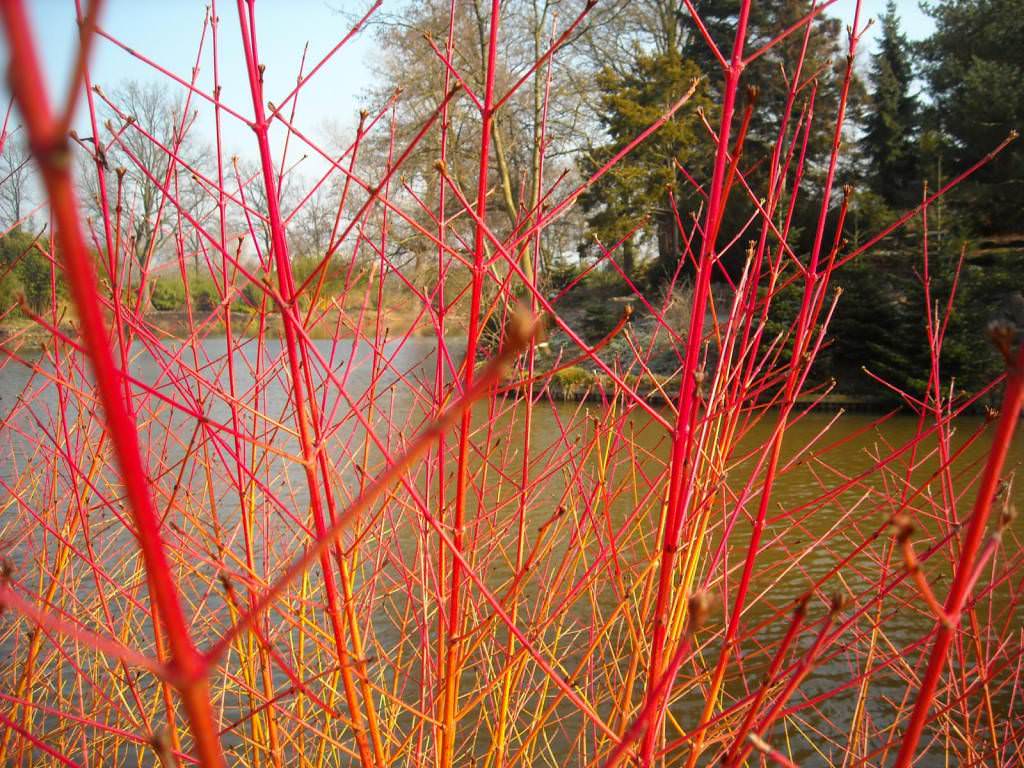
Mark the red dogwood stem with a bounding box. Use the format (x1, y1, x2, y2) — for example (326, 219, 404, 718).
(0, 2, 224, 765)
(894, 342, 1024, 767)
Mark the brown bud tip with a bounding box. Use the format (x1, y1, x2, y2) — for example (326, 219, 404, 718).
(535, 312, 550, 344)
(504, 304, 538, 351)
(828, 591, 848, 616)
(1000, 498, 1018, 528)
(434, 159, 449, 176)
(149, 726, 172, 751)
(792, 593, 810, 618)
(891, 512, 914, 542)
(686, 591, 711, 632)
(987, 319, 1016, 356)
(149, 727, 174, 768)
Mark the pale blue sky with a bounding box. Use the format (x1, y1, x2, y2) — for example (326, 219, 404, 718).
(1, 1, 380, 174)
(1, 0, 933, 171)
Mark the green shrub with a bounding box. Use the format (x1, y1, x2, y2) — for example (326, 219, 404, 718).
(544, 259, 583, 293)
(241, 281, 266, 312)
(581, 299, 621, 344)
(17, 248, 53, 313)
(151, 277, 186, 311)
(293, 256, 346, 302)
(0, 271, 20, 311)
(0, 230, 51, 313)
(192, 284, 217, 312)
(550, 365, 595, 398)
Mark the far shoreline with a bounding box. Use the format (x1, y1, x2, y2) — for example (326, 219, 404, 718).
(1, 312, 987, 416)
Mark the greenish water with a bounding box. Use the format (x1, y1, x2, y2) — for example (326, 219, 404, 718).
(0, 337, 1021, 766)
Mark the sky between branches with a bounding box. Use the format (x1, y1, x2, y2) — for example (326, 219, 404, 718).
(1, 0, 933, 177)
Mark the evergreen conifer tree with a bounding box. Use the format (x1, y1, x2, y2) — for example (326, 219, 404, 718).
(863, 1, 920, 209)
(920, 0, 1024, 233)
(580, 52, 706, 281)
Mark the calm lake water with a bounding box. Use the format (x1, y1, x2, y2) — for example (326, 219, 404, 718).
(1, 336, 1021, 766)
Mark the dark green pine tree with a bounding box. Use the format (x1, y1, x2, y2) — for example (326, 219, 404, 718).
(580, 2, 860, 286)
(916, 0, 1023, 400)
(679, 1, 862, 269)
(919, 0, 1024, 234)
(831, 246, 931, 401)
(681, 0, 856, 174)
(936, 249, 1021, 398)
(863, 1, 920, 209)
(579, 51, 706, 282)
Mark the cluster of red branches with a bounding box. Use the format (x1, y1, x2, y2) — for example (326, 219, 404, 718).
(0, 0, 1021, 766)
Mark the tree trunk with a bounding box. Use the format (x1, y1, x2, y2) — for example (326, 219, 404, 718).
(656, 207, 681, 279)
(622, 237, 636, 281)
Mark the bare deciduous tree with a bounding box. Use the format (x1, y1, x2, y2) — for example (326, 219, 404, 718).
(352, 0, 602, 285)
(0, 128, 35, 229)
(77, 80, 212, 272)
